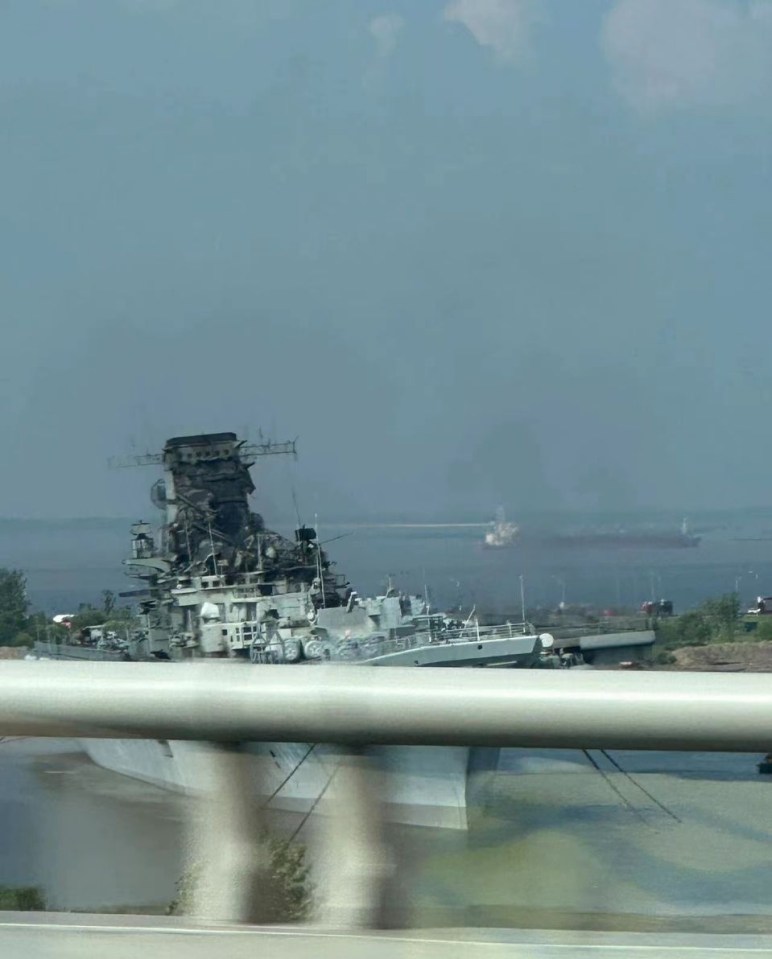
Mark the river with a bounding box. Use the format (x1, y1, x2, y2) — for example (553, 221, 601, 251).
(0, 739, 185, 912)
(3, 737, 772, 930)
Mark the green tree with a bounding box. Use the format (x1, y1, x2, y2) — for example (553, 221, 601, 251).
(655, 592, 743, 653)
(27, 611, 68, 644)
(700, 593, 740, 640)
(69, 608, 108, 632)
(753, 618, 772, 642)
(656, 610, 712, 649)
(0, 568, 30, 646)
(102, 589, 116, 616)
(0, 886, 46, 910)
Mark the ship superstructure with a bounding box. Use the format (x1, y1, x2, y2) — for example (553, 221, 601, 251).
(125, 431, 354, 661)
(121, 433, 540, 666)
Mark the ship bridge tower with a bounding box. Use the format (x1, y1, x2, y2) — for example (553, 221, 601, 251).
(111, 432, 297, 572)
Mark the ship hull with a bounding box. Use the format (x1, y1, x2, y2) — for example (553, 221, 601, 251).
(505, 534, 701, 550)
(545, 536, 700, 549)
(81, 738, 497, 830)
(32, 643, 512, 830)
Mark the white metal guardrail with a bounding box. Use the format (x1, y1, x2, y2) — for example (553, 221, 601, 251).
(2, 661, 772, 750)
(2, 661, 772, 954)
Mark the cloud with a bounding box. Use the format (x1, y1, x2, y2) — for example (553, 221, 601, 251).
(368, 13, 405, 60)
(601, 0, 772, 112)
(442, 0, 543, 63)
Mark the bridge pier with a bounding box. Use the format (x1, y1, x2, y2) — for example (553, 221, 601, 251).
(189, 743, 273, 924)
(189, 743, 399, 928)
(311, 747, 395, 928)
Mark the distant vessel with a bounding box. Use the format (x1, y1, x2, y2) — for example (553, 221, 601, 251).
(540, 518, 700, 550)
(483, 508, 519, 549)
(483, 511, 698, 551)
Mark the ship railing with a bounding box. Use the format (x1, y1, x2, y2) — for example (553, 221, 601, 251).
(332, 625, 523, 662)
(31, 641, 127, 662)
(2, 663, 772, 956)
(324, 635, 416, 661)
(439, 621, 532, 643)
(298, 623, 538, 663)
(231, 584, 274, 598)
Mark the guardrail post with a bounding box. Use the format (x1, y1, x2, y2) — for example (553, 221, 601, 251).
(187, 743, 273, 924)
(313, 747, 394, 928)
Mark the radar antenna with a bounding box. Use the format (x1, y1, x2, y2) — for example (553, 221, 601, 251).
(108, 436, 298, 469)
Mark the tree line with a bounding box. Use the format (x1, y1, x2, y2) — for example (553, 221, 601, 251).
(652, 592, 772, 662)
(0, 567, 131, 647)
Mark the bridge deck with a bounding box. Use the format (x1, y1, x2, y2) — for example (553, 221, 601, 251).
(2, 915, 772, 958)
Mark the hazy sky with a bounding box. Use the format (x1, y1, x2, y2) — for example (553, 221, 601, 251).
(1, 0, 771, 519)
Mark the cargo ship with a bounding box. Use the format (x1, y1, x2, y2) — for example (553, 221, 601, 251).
(483, 515, 700, 550)
(540, 519, 700, 550)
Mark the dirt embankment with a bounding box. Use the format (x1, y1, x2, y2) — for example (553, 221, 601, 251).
(0, 646, 27, 660)
(668, 641, 772, 672)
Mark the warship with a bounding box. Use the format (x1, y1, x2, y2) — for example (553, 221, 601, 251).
(35, 432, 554, 829)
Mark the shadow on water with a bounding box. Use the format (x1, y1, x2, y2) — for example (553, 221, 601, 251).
(398, 749, 772, 934)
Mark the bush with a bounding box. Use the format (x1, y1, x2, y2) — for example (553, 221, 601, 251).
(655, 611, 711, 649)
(168, 834, 311, 922)
(0, 886, 46, 910)
(701, 594, 740, 640)
(69, 608, 108, 631)
(752, 618, 772, 642)
(0, 569, 29, 646)
(654, 649, 676, 666)
(654, 593, 743, 652)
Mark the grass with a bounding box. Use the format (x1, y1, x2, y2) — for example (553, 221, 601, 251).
(0, 886, 46, 911)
